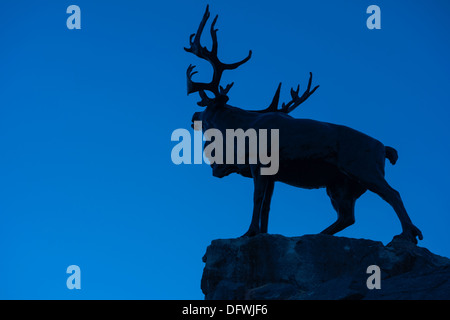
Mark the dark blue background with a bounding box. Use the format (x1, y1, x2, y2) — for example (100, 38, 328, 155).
(1, 0, 449, 299)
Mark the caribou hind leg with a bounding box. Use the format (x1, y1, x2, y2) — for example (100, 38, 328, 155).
(360, 176, 423, 243)
(321, 180, 366, 235)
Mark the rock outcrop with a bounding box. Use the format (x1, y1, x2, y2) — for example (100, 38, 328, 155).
(201, 234, 450, 300)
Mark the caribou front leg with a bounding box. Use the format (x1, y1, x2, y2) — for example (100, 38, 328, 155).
(260, 180, 275, 233)
(242, 168, 273, 237)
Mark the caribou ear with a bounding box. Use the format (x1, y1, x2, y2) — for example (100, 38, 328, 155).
(191, 112, 202, 130)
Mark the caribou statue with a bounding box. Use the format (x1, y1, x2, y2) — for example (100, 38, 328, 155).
(185, 6, 423, 243)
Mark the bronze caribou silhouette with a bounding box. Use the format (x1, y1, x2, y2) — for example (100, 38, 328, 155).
(185, 6, 423, 243)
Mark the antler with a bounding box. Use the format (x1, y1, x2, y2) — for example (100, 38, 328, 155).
(257, 73, 319, 114)
(184, 5, 252, 100)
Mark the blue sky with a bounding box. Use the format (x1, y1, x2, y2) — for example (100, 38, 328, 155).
(0, 0, 449, 299)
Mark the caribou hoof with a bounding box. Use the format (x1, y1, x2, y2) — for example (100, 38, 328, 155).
(241, 228, 260, 238)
